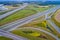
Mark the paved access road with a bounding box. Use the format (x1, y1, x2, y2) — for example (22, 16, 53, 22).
(1, 5, 60, 31)
(0, 29, 28, 40)
(0, 3, 28, 19)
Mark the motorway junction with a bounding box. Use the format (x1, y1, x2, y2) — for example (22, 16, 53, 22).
(0, 3, 60, 40)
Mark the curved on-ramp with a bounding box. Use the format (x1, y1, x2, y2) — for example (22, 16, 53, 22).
(19, 27, 60, 40)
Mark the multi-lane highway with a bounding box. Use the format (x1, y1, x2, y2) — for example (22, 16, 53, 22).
(0, 3, 28, 19)
(45, 8, 60, 33)
(1, 5, 60, 32)
(47, 20, 60, 33)
(0, 5, 60, 40)
(0, 29, 28, 40)
(19, 27, 60, 40)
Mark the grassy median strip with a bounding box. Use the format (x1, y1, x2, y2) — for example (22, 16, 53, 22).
(11, 28, 55, 40)
(51, 9, 60, 28)
(19, 16, 51, 32)
(0, 5, 50, 26)
(46, 20, 60, 38)
(0, 36, 13, 40)
(12, 28, 48, 40)
(0, 9, 37, 25)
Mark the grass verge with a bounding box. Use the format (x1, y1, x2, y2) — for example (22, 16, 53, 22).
(0, 36, 13, 40)
(11, 28, 55, 40)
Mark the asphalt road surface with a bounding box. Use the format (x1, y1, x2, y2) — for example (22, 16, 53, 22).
(0, 3, 28, 19)
(47, 20, 60, 33)
(19, 27, 60, 40)
(1, 5, 60, 31)
(0, 29, 28, 40)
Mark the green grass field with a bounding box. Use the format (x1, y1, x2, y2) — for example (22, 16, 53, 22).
(0, 36, 12, 40)
(20, 16, 51, 32)
(0, 5, 50, 26)
(51, 9, 60, 28)
(20, 20, 46, 28)
(0, 9, 37, 25)
(11, 28, 55, 40)
(26, 5, 50, 12)
(46, 20, 60, 38)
